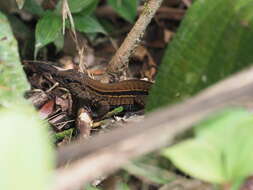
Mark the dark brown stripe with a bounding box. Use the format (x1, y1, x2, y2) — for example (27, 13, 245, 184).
(86, 84, 149, 97)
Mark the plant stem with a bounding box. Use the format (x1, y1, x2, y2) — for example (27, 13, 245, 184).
(106, 0, 164, 80)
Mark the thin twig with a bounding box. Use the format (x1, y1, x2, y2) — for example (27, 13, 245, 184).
(106, 0, 164, 79)
(62, 0, 87, 72)
(52, 66, 253, 190)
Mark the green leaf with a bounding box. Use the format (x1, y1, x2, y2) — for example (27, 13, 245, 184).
(74, 15, 107, 34)
(194, 109, 250, 137)
(146, 0, 253, 112)
(163, 139, 225, 183)
(56, 0, 97, 15)
(0, 105, 54, 190)
(108, 0, 138, 23)
(23, 0, 44, 16)
(68, 0, 97, 13)
(220, 117, 253, 182)
(77, 0, 99, 17)
(162, 109, 253, 184)
(53, 32, 64, 53)
(35, 11, 62, 58)
(0, 12, 30, 107)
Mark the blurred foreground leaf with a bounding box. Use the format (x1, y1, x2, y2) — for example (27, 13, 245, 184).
(0, 12, 30, 107)
(163, 109, 253, 187)
(0, 105, 54, 190)
(147, 0, 253, 111)
(0, 13, 53, 190)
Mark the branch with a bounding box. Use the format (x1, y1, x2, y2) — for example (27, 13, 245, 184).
(106, 0, 164, 79)
(52, 66, 253, 190)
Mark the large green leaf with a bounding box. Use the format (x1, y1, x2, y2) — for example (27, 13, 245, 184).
(108, 0, 138, 23)
(164, 139, 225, 183)
(0, 105, 54, 190)
(35, 11, 62, 57)
(146, 0, 253, 111)
(162, 109, 253, 185)
(0, 12, 30, 107)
